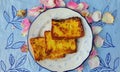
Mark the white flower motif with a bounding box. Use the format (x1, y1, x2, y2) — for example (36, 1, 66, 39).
(94, 35, 104, 48)
(92, 11, 102, 22)
(88, 56, 100, 69)
(102, 12, 114, 24)
(92, 26, 103, 34)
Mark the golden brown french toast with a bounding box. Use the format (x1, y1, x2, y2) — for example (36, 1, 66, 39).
(29, 17, 85, 61)
(52, 17, 84, 39)
(45, 31, 77, 59)
(30, 37, 46, 61)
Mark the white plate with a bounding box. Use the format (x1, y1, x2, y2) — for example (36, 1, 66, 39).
(28, 8, 93, 72)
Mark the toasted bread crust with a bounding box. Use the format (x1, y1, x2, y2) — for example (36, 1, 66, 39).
(52, 17, 84, 39)
(30, 37, 46, 61)
(45, 31, 77, 59)
(30, 31, 77, 61)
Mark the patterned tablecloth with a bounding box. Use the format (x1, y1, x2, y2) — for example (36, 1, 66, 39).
(0, 0, 120, 72)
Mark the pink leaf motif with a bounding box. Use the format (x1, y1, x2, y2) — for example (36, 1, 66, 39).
(76, 65, 84, 71)
(21, 44, 28, 52)
(85, 15, 93, 23)
(89, 47, 98, 58)
(67, 0, 78, 9)
(21, 18, 31, 36)
(54, 0, 65, 7)
(28, 6, 45, 17)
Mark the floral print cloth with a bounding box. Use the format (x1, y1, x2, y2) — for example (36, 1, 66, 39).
(0, 0, 120, 72)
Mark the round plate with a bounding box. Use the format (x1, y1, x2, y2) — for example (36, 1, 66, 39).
(28, 8, 93, 72)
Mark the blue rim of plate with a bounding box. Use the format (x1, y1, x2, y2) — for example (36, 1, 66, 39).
(27, 7, 93, 72)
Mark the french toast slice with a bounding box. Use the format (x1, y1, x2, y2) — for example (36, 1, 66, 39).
(52, 17, 84, 39)
(30, 37, 46, 61)
(45, 31, 77, 59)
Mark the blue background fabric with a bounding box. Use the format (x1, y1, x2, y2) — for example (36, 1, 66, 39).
(0, 0, 120, 72)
